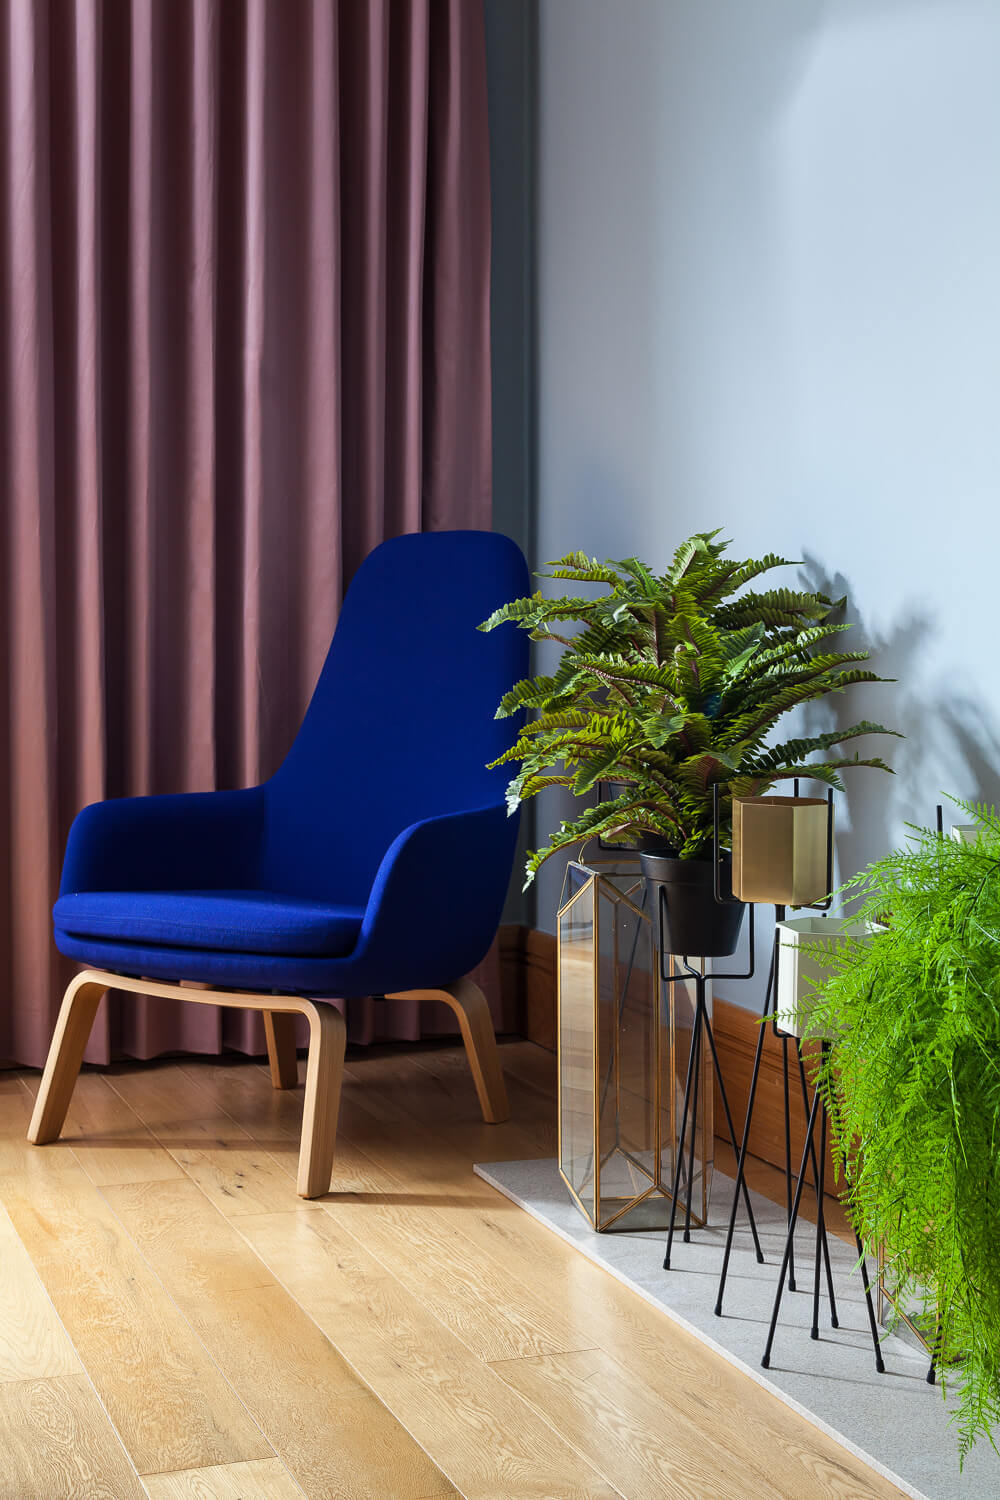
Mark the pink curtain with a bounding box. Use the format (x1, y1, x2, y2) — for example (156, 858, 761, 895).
(0, 0, 499, 1068)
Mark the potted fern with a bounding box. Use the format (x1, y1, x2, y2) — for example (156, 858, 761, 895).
(805, 803, 1000, 1464)
(480, 530, 898, 955)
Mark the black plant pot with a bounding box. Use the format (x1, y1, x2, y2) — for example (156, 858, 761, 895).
(639, 850, 746, 959)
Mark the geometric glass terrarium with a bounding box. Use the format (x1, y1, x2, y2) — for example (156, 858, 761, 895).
(557, 859, 712, 1232)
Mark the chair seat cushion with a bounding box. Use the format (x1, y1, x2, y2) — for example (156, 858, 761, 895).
(53, 890, 364, 957)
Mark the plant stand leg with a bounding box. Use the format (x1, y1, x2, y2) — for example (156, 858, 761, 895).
(926, 1318, 942, 1385)
(701, 996, 764, 1263)
(683, 991, 703, 1244)
(762, 1076, 822, 1369)
(796, 1050, 839, 1328)
(782, 1034, 797, 1292)
(664, 980, 701, 1271)
(855, 1232, 886, 1374)
(811, 1069, 830, 1340)
(716, 937, 776, 1316)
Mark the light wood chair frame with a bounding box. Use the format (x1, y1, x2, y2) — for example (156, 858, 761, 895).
(28, 969, 509, 1198)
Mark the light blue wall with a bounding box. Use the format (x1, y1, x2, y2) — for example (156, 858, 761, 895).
(534, 0, 1000, 1002)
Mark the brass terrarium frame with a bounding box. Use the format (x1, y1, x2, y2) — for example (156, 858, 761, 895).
(556, 859, 713, 1233)
(876, 1239, 943, 1377)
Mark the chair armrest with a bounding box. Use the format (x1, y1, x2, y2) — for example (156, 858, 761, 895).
(349, 803, 519, 993)
(59, 787, 267, 895)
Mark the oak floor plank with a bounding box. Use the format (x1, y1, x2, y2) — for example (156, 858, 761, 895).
(142, 1458, 305, 1500)
(178, 1060, 392, 1198)
(0, 1374, 147, 1500)
(103, 1177, 456, 1500)
(492, 1346, 761, 1500)
(422, 1186, 902, 1498)
(409, 1044, 559, 1154)
(0, 1093, 271, 1477)
(183, 1047, 902, 1497)
(2, 1043, 902, 1500)
(492, 1039, 558, 1099)
(106, 1067, 304, 1218)
(182, 1060, 584, 1360)
(238, 1207, 621, 1500)
(332, 1050, 904, 1500)
(181, 1056, 506, 1209)
(340, 1052, 546, 1164)
(0, 1201, 81, 1383)
(181, 1048, 888, 1496)
(20, 1070, 185, 1188)
(322, 1186, 582, 1362)
(100, 1178, 277, 1297)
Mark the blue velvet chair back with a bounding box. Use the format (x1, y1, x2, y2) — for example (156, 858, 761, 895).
(261, 530, 529, 904)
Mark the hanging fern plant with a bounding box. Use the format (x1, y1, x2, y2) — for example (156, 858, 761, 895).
(480, 530, 899, 883)
(805, 803, 1000, 1464)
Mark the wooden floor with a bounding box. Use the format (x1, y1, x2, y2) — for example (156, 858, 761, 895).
(0, 1039, 903, 1499)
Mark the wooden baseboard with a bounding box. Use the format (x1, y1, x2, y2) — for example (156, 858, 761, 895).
(501, 924, 838, 1193)
(499, 923, 557, 1050)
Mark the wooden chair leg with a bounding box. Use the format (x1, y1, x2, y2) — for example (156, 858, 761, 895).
(296, 1000, 347, 1199)
(263, 1010, 300, 1089)
(28, 971, 107, 1145)
(389, 977, 509, 1123)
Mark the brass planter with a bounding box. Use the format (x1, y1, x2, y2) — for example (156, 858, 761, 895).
(732, 795, 831, 906)
(556, 859, 712, 1232)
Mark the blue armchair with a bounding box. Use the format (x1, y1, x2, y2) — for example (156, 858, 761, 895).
(29, 530, 529, 1196)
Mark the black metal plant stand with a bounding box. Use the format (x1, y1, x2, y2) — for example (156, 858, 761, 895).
(714, 907, 843, 1323)
(714, 784, 836, 1317)
(660, 923, 765, 1270)
(661, 788, 765, 1270)
(760, 1042, 885, 1374)
(759, 805, 952, 1382)
(708, 782, 885, 1375)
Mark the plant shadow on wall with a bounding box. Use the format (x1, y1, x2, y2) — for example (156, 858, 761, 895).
(796, 555, 1000, 874)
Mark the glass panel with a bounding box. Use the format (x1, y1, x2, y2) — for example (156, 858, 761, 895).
(878, 1248, 938, 1355)
(596, 881, 656, 1229)
(558, 858, 713, 1234)
(558, 874, 596, 1223)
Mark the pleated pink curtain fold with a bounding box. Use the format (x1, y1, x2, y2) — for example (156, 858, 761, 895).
(0, 0, 498, 1068)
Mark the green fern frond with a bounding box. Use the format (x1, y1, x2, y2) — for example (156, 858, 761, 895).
(745, 722, 903, 775)
(540, 552, 624, 587)
(804, 812, 1000, 1462)
(485, 529, 898, 884)
(715, 587, 838, 630)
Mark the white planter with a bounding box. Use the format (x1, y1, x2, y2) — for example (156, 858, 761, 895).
(775, 916, 884, 1040)
(951, 823, 982, 844)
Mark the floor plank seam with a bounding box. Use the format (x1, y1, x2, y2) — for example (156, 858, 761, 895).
(0, 1179, 158, 1494)
(223, 1212, 468, 1498)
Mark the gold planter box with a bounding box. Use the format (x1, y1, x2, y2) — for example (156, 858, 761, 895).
(557, 860, 712, 1233)
(732, 796, 830, 907)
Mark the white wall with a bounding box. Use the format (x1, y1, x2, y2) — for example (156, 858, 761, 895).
(534, 0, 1000, 997)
